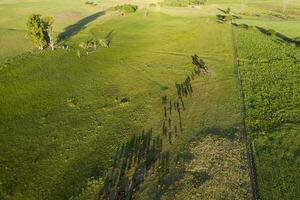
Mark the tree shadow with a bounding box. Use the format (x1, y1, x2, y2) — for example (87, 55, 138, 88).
(275, 32, 295, 43)
(217, 8, 226, 14)
(191, 171, 211, 187)
(200, 126, 239, 140)
(152, 125, 240, 199)
(58, 11, 106, 42)
(105, 30, 114, 40)
(104, 30, 115, 46)
(246, 25, 299, 46)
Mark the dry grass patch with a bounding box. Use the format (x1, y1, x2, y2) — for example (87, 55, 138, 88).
(162, 134, 251, 200)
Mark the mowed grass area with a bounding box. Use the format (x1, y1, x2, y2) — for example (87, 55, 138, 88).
(0, 8, 251, 199)
(234, 27, 300, 199)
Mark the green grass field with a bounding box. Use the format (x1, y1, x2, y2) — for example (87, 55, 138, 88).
(0, 28, 33, 60)
(0, 0, 299, 200)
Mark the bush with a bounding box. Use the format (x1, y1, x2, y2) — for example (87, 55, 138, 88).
(149, 3, 157, 7)
(267, 29, 276, 36)
(85, 1, 97, 6)
(115, 4, 138, 13)
(189, 0, 205, 5)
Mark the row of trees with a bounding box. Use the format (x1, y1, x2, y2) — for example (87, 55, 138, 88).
(26, 14, 56, 50)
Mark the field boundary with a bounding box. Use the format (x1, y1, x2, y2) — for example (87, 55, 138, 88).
(232, 22, 300, 47)
(231, 25, 260, 200)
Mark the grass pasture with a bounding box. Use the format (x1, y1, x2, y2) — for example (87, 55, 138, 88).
(0, 0, 155, 61)
(0, 9, 252, 199)
(0, 0, 100, 61)
(0, 28, 33, 61)
(0, 0, 300, 199)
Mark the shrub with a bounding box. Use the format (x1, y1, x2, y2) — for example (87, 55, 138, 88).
(114, 4, 138, 14)
(85, 1, 97, 6)
(149, 3, 157, 7)
(189, 0, 205, 5)
(267, 29, 276, 36)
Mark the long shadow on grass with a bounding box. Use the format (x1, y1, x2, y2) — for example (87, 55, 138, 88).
(58, 11, 106, 41)
(150, 125, 240, 199)
(104, 30, 115, 46)
(233, 23, 300, 47)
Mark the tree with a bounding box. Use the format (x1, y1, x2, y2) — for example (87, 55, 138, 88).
(27, 14, 47, 50)
(43, 16, 56, 51)
(26, 14, 55, 50)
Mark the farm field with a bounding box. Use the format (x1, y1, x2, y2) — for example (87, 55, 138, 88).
(233, 27, 300, 200)
(0, 0, 300, 200)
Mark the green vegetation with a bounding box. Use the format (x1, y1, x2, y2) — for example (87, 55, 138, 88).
(162, 0, 206, 7)
(113, 4, 138, 14)
(85, 1, 98, 6)
(0, 0, 104, 60)
(216, 7, 241, 23)
(1, 0, 300, 200)
(78, 35, 111, 55)
(237, 19, 300, 39)
(0, 28, 33, 61)
(1, 8, 251, 199)
(26, 14, 55, 50)
(234, 27, 300, 200)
